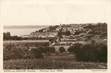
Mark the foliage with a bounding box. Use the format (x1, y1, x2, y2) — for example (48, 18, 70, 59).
(59, 47, 65, 53)
(37, 46, 55, 53)
(3, 44, 24, 60)
(3, 32, 23, 40)
(4, 59, 107, 69)
(68, 42, 107, 62)
(30, 48, 44, 58)
(3, 42, 57, 60)
(3, 32, 11, 40)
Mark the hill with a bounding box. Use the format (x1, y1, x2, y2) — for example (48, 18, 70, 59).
(29, 23, 107, 42)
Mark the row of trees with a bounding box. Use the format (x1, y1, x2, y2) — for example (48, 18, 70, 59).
(3, 32, 23, 40)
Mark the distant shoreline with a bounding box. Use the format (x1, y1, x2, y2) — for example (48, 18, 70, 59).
(4, 25, 48, 29)
(4, 26, 47, 36)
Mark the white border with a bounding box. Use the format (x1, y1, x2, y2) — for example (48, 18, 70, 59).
(0, 0, 111, 73)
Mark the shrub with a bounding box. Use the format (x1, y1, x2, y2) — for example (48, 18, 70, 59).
(48, 47, 55, 53)
(68, 43, 107, 62)
(30, 48, 44, 58)
(3, 44, 24, 60)
(68, 43, 83, 53)
(38, 46, 48, 53)
(96, 44, 107, 62)
(59, 47, 65, 53)
(75, 44, 98, 62)
(3, 44, 44, 60)
(37, 46, 55, 54)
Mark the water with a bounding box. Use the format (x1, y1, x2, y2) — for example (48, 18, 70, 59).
(4, 26, 46, 36)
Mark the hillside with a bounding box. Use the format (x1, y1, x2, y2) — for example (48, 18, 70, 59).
(30, 23, 107, 42)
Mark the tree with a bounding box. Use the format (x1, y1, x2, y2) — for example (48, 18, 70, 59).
(3, 32, 11, 40)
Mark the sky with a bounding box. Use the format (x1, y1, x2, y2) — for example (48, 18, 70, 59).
(1, 0, 111, 26)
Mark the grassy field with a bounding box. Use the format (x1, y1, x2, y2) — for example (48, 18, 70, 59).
(4, 56, 107, 69)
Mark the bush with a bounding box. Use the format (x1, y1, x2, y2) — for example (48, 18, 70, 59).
(48, 47, 55, 53)
(96, 44, 107, 62)
(3, 44, 24, 60)
(59, 47, 65, 53)
(75, 44, 98, 62)
(29, 46, 55, 58)
(30, 48, 44, 58)
(37, 46, 55, 54)
(38, 46, 48, 53)
(68, 43, 82, 53)
(68, 43, 107, 62)
(3, 44, 44, 60)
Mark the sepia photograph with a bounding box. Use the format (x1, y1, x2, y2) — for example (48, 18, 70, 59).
(1, 0, 111, 71)
(3, 23, 107, 69)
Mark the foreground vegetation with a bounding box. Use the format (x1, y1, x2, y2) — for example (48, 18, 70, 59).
(68, 42, 107, 62)
(4, 57, 107, 69)
(3, 40, 107, 69)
